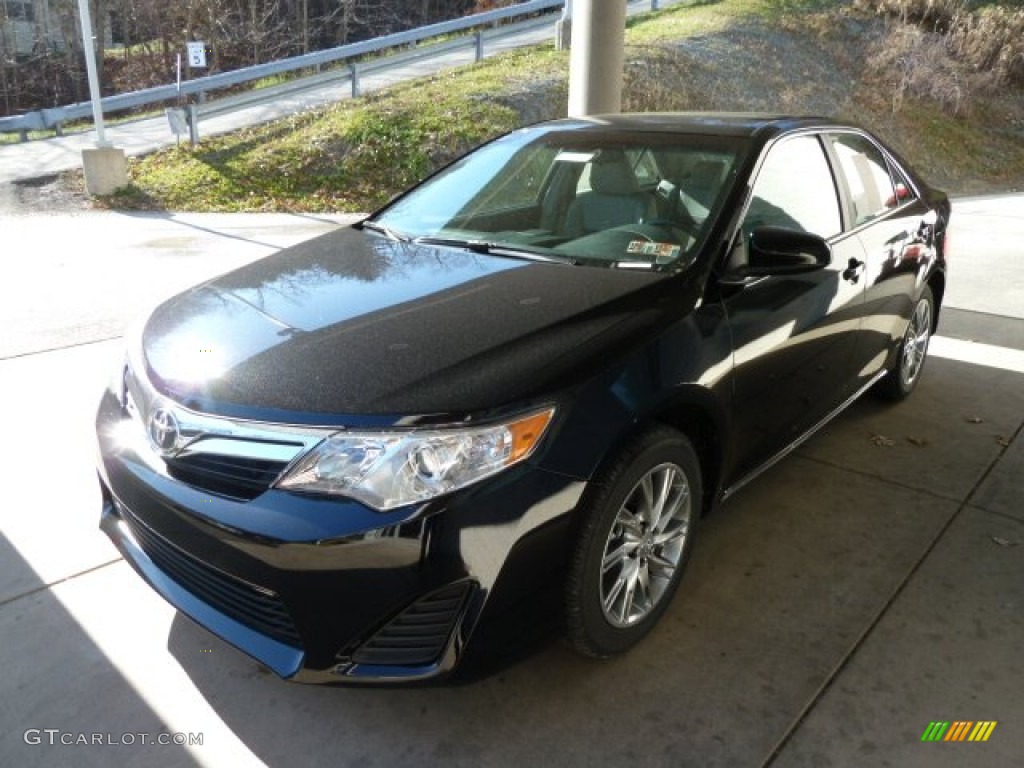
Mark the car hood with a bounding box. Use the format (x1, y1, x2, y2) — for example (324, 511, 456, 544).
(141, 227, 677, 422)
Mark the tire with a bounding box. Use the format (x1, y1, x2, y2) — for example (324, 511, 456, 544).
(565, 426, 702, 658)
(876, 285, 935, 401)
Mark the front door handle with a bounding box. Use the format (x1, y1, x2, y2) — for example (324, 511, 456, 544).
(843, 257, 865, 283)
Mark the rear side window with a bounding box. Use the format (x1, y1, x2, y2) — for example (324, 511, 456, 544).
(829, 133, 898, 228)
(743, 135, 841, 239)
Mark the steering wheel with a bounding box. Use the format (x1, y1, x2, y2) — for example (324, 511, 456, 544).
(652, 177, 697, 230)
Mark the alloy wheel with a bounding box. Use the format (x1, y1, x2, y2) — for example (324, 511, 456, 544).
(900, 297, 932, 388)
(599, 462, 692, 628)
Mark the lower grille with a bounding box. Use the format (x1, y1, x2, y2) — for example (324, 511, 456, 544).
(351, 583, 472, 666)
(118, 504, 302, 648)
(165, 454, 290, 500)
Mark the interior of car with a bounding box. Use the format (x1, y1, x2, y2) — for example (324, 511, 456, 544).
(455, 145, 735, 265)
(375, 135, 742, 268)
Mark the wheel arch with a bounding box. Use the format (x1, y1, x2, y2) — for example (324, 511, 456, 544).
(650, 396, 727, 518)
(572, 386, 728, 521)
(561, 390, 721, 657)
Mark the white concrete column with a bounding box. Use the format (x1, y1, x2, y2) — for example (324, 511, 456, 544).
(567, 0, 626, 117)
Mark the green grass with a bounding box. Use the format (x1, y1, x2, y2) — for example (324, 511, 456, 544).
(110, 44, 566, 212)
(869, 98, 1024, 193)
(625, 0, 844, 42)
(0, 130, 51, 145)
(105, 39, 165, 57)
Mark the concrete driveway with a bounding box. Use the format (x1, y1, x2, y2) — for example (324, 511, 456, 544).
(0, 198, 1021, 767)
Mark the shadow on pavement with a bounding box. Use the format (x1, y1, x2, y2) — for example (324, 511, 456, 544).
(0, 534, 201, 768)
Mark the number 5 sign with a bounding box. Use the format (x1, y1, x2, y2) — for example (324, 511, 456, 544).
(187, 41, 207, 68)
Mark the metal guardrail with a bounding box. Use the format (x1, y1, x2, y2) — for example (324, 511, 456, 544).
(0, 0, 563, 140)
(180, 15, 559, 145)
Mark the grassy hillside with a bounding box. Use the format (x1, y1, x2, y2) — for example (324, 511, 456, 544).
(103, 0, 1024, 212)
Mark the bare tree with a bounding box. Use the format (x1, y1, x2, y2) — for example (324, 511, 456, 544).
(2, 0, 479, 116)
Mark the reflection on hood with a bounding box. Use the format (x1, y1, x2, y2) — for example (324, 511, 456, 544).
(143, 227, 672, 420)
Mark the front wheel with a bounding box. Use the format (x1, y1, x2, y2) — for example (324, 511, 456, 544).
(876, 285, 935, 401)
(565, 427, 702, 658)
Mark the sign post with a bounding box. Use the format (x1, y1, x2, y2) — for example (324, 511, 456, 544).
(76, 0, 128, 194)
(75, 0, 109, 147)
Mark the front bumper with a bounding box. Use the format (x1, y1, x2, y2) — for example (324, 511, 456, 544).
(95, 387, 583, 683)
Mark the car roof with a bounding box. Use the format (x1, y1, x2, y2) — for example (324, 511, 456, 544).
(544, 113, 840, 139)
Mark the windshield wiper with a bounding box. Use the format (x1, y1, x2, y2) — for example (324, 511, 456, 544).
(413, 236, 574, 264)
(357, 220, 410, 242)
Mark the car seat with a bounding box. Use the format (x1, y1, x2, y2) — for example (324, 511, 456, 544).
(565, 150, 653, 237)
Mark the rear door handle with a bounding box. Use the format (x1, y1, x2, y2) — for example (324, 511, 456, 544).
(843, 257, 865, 283)
(918, 221, 934, 244)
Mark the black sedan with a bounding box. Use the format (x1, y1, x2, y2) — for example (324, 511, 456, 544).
(95, 114, 949, 683)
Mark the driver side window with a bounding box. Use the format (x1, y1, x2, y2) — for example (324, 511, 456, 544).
(743, 135, 842, 239)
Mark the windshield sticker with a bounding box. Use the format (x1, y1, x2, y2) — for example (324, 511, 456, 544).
(626, 241, 681, 259)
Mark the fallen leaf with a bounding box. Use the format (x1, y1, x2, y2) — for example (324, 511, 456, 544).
(871, 434, 895, 447)
(906, 436, 928, 447)
(996, 436, 1011, 447)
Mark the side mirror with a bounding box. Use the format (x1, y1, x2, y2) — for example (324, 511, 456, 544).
(744, 227, 831, 276)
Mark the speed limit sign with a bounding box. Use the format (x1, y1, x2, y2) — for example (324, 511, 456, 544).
(187, 41, 207, 68)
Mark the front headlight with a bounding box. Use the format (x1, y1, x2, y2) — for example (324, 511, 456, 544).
(274, 407, 556, 511)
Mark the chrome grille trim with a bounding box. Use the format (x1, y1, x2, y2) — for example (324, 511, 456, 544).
(124, 361, 334, 466)
(121, 360, 339, 498)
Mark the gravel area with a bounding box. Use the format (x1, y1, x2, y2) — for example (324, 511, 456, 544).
(0, 174, 93, 216)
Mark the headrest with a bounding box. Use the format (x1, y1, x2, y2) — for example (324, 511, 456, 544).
(590, 150, 639, 196)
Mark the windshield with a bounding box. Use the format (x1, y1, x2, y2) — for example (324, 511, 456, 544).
(368, 126, 747, 270)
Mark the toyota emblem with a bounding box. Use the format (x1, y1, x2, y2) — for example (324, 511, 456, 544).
(148, 407, 180, 456)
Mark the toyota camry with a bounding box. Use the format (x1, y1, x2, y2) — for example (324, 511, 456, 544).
(95, 114, 949, 683)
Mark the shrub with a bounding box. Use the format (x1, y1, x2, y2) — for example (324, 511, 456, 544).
(947, 6, 1024, 85)
(856, 0, 1024, 86)
(864, 24, 975, 114)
